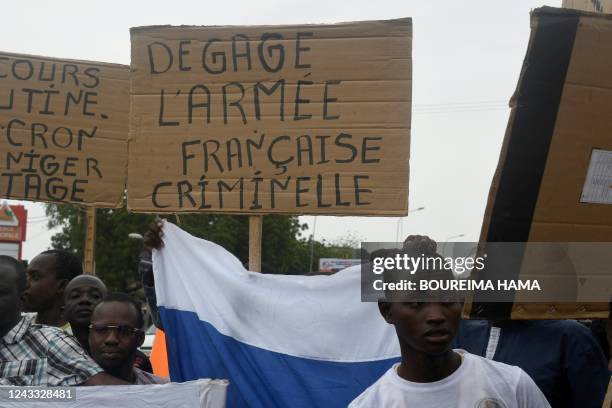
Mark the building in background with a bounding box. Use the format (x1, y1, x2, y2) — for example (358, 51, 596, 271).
(319, 258, 361, 274)
(0, 202, 27, 259)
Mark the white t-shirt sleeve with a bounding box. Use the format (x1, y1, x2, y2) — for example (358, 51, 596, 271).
(515, 369, 551, 408)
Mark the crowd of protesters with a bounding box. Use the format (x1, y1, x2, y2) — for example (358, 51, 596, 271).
(0, 250, 165, 386)
(0, 227, 611, 407)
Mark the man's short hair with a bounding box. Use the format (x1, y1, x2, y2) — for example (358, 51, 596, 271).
(40, 250, 83, 281)
(0, 255, 26, 294)
(98, 292, 144, 329)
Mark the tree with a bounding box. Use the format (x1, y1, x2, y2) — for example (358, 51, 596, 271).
(45, 204, 360, 292)
(46, 205, 154, 293)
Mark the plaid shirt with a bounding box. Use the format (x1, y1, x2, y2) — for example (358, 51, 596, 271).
(0, 316, 102, 386)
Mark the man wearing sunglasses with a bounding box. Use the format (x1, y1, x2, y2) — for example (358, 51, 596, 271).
(89, 293, 168, 384)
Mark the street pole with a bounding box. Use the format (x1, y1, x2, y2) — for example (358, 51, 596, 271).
(308, 216, 317, 273)
(83, 207, 96, 275)
(396, 206, 425, 243)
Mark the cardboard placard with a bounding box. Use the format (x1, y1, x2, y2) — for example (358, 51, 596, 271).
(128, 19, 411, 215)
(0, 52, 129, 207)
(562, 0, 612, 13)
(465, 7, 612, 320)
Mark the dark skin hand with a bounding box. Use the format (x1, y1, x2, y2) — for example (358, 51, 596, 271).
(141, 219, 164, 288)
(143, 219, 165, 251)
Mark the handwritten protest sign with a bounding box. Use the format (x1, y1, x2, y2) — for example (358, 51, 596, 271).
(128, 19, 411, 214)
(0, 52, 129, 207)
(465, 7, 612, 320)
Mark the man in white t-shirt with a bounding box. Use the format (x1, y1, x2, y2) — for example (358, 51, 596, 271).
(350, 241, 550, 408)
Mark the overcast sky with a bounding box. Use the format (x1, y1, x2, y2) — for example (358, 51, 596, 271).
(3, 0, 561, 260)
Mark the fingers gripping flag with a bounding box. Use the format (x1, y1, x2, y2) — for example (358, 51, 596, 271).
(153, 221, 400, 407)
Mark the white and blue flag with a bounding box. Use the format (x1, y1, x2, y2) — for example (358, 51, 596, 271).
(153, 221, 400, 407)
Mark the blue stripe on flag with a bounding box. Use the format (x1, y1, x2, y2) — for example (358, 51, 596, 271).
(160, 307, 398, 408)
